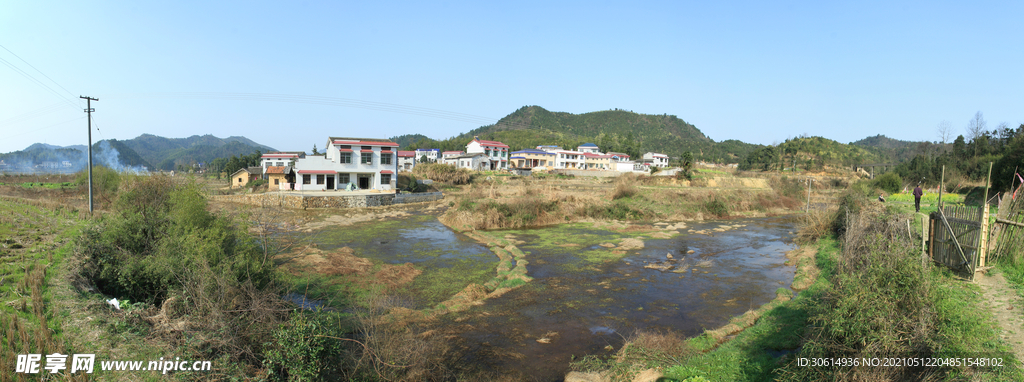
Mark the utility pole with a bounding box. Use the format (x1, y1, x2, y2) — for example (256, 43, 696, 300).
(81, 96, 98, 214)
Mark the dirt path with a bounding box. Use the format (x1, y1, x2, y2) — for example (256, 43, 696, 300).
(975, 270, 1024, 365)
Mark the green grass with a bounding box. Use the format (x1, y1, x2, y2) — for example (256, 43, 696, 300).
(886, 191, 964, 205)
(404, 257, 498, 306)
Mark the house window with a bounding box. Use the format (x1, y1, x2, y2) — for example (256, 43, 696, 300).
(276, 162, 283, 167)
(302, 174, 311, 184)
(381, 174, 392, 184)
(316, 175, 325, 184)
(485, 149, 491, 156)
(361, 153, 372, 164)
(340, 153, 351, 163)
(339, 174, 350, 185)
(237, 177, 242, 183)
(381, 154, 392, 165)
(274, 179, 279, 185)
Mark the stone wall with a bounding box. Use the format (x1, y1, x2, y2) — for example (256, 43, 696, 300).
(214, 193, 397, 209)
(394, 192, 444, 204)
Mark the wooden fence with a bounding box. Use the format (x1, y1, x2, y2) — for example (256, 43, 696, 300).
(991, 193, 1024, 263)
(930, 205, 983, 278)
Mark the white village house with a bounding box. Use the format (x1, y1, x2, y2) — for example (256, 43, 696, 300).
(261, 152, 305, 179)
(287, 137, 399, 191)
(414, 148, 441, 162)
(397, 151, 416, 172)
(443, 152, 488, 171)
(642, 152, 670, 168)
(466, 137, 509, 170)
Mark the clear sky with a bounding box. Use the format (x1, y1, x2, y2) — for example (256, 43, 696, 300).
(2, 1, 1021, 154)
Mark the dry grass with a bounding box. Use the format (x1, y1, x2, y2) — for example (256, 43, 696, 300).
(612, 174, 640, 200)
(797, 207, 838, 243)
(412, 163, 472, 184)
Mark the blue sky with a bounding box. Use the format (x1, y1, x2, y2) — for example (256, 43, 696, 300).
(2, 1, 1021, 154)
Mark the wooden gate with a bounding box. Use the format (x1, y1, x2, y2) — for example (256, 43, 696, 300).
(929, 205, 983, 278)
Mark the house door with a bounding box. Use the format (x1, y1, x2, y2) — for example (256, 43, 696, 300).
(326, 176, 335, 190)
(358, 175, 370, 189)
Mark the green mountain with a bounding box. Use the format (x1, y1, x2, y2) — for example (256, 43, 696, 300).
(121, 134, 276, 171)
(739, 136, 884, 171)
(850, 134, 943, 163)
(389, 134, 433, 148)
(395, 106, 762, 163)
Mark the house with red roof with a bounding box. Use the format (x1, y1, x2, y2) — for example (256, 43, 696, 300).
(466, 136, 509, 170)
(288, 137, 399, 191)
(260, 152, 305, 178)
(397, 150, 416, 172)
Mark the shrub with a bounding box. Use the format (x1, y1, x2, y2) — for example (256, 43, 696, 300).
(74, 165, 122, 206)
(872, 172, 902, 194)
(704, 197, 729, 218)
(264, 309, 354, 381)
(77, 175, 283, 367)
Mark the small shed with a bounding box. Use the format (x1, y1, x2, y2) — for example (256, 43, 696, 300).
(230, 167, 263, 189)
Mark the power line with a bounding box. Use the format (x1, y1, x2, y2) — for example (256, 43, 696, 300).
(0, 56, 77, 106)
(0, 44, 79, 100)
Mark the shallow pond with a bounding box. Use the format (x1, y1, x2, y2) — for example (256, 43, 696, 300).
(308, 214, 497, 308)
(441, 216, 798, 380)
(298, 213, 797, 380)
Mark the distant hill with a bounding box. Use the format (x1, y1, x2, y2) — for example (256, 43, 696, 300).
(1, 140, 150, 172)
(850, 134, 942, 163)
(389, 134, 433, 148)
(121, 134, 276, 170)
(739, 136, 883, 171)
(395, 106, 762, 163)
(3, 134, 276, 172)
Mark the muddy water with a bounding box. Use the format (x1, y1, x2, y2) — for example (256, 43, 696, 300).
(304, 214, 797, 380)
(441, 216, 798, 380)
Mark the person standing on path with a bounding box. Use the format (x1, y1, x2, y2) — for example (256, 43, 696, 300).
(913, 184, 924, 213)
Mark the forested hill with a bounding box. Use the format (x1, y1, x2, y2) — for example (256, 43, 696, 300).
(395, 106, 762, 163)
(121, 134, 276, 171)
(850, 134, 937, 163)
(738, 136, 884, 171)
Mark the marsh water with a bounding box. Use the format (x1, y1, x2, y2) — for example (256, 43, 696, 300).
(307, 214, 798, 380)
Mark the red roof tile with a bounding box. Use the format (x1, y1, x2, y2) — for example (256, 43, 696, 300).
(473, 139, 509, 149)
(332, 140, 399, 147)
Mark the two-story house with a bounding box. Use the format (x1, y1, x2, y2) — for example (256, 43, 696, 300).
(398, 151, 416, 172)
(466, 137, 509, 170)
(642, 152, 670, 168)
(290, 137, 399, 191)
(577, 143, 601, 154)
(583, 153, 613, 170)
(414, 148, 441, 163)
(261, 152, 305, 179)
(510, 149, 556, 169)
